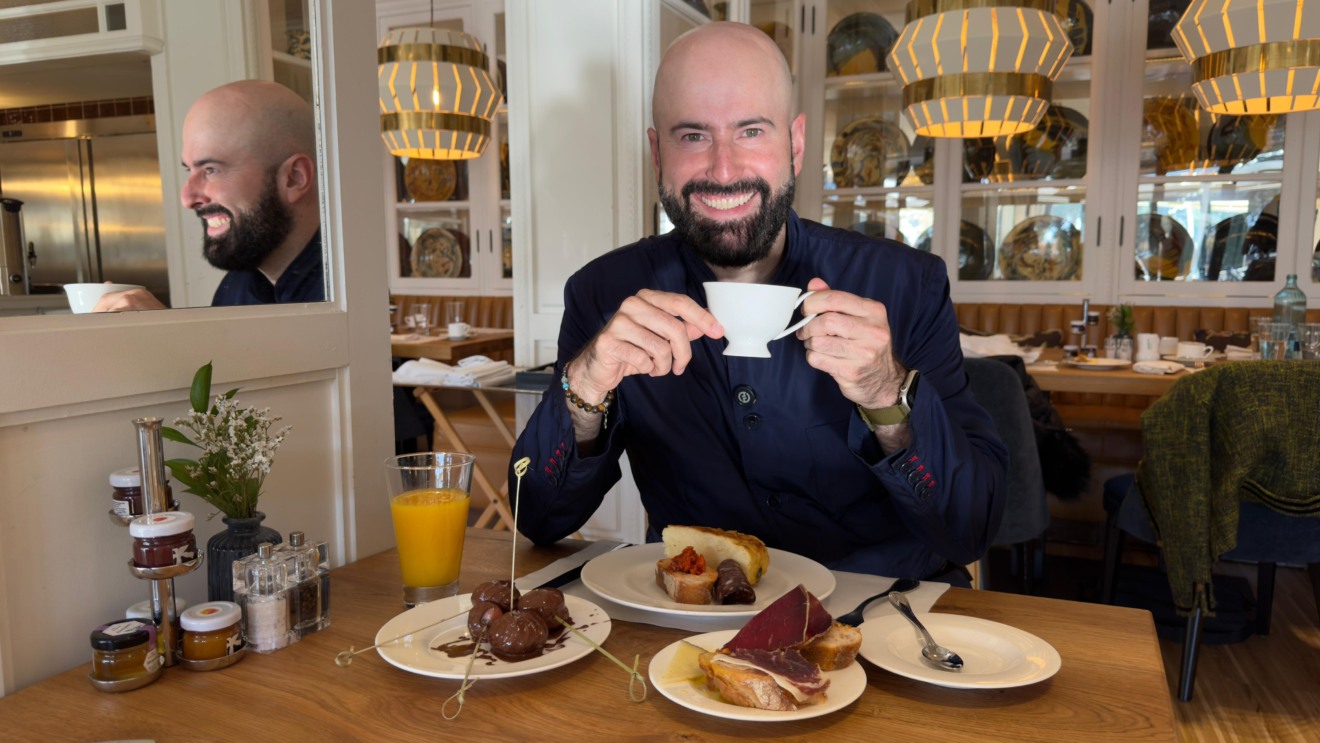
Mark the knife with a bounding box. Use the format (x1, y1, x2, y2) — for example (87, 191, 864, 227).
(516, 540, 630, 592)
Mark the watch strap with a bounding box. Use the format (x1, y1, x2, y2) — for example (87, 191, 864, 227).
(857, 402, 910, 427)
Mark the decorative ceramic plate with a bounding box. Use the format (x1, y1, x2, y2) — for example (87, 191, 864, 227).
(999, 215, 1083, 281)
(915, 221, 994, 281)
(1135, 213, 1192, 280)
(826, 12, 898, 76)
(1206, 114, 1278, 172)
(1141, 96, 1198, 175)
(579, 543, 835, 618)
(830, 118, 910, 188)
(859, 613, 1061, 689)
(1204, 212, 1277, 281)
(1008, 105, 1089, 180)
(649, 629, 866, 721)
(961, 137, 999, 183)
(1147, 0, 1191, 50)
(848, 218, 901, 242)
(375, 594, 609, 680)
(403, 158, 458, 202)
(410, 227, 464, 278)
(1061, 358, 1133, 370)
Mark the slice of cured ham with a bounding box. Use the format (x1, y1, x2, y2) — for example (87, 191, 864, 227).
(721, 584, 832, 652)
(716, 647, 830, 700)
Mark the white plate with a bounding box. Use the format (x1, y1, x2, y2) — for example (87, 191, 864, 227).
(1162, 353, 1224, 366)
(1060, 357, 1132, 371)
(375, 594, 609, 680)
(648, 629, 865, 721)
(859, 613, 1061, 689)
(580, 543, 835, 617)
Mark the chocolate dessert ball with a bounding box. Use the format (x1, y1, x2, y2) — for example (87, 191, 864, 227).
(518, 588, 571, 636)
(466, 600, 504, 639)
(470, 580, 521, 612)
(487, 610, 549, 662)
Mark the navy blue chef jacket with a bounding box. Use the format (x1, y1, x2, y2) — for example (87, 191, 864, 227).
(211, 231, 324, 306)
(510, 212, 1007, 580)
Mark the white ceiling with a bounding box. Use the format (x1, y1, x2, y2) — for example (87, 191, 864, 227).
(0, 52, 153, 110)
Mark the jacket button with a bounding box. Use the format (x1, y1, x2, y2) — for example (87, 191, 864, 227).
(766, 493, 781, 509)
(734, 385, 756, 407)
(743, 413, 762, 430)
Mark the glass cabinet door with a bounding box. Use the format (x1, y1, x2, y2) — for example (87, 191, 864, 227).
(1118, 0, 1289, 296)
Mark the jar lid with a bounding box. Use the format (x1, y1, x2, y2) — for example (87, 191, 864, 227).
(90, 619, 154, 650)
(180, 601, 242, 631)
(125, 597, 189, 621)
(128, 511, 196, 538)
(109, 466, 142, 488)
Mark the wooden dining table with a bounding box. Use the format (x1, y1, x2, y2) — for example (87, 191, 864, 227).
(1025, 348, 1191, 396)
(391, 329, 516, 362)
(0, 530, 1178, 741)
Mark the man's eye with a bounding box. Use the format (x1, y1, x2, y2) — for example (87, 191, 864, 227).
(742, 128, 763, 138)
(679, 132, 705, 143)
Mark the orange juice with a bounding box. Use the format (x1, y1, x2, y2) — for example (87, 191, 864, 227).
(390, 488, 469, 587)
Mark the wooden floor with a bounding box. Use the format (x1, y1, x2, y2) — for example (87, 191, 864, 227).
(987, 546, 1320, 742)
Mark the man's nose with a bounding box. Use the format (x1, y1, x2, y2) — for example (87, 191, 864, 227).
(706, 138, 741, 183)
(180, 172, 207, 209)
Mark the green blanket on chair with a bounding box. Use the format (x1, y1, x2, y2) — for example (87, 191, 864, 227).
(1136, 362, 1320, 614)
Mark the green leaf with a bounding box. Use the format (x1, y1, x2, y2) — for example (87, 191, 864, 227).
(222, 387, 240, 400)
(160, 427, 196, 447)
(190, 362, 213, 414)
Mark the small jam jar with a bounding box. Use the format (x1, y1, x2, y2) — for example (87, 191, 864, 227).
(129, 511, 197, 568)
(110, 466, 176, 518)
(90, 620, 161, 682)
(180, 602, 244, 661)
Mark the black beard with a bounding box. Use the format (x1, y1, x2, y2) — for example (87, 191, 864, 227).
(197, 169, 293, 272)
(659, 174, 795, 268)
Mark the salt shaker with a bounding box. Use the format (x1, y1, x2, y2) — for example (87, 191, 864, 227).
(239, 543, 290, 653)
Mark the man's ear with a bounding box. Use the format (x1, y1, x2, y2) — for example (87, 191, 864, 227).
(647, 128, 662, 184)
(790, 112, 806, 177)
(280, 153, 317, 204)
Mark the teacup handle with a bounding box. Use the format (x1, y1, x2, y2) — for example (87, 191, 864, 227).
(772, 291, 817, 340)
(1199, 346, 1215, 357)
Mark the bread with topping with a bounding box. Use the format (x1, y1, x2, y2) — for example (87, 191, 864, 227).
(655, 552, 717, 605)
(697, 652, 826, 711)
(662, 525, 770, 585)
(798, 622, 862, 671)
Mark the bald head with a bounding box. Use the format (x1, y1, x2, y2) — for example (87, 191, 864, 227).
(185, 80, 315, 167)
(652, 22, 795, 131)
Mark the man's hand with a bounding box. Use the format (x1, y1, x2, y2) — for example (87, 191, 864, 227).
(93, 287, 167, 312)
(565, 289, 723, 448)
(797, 277, 906, 410)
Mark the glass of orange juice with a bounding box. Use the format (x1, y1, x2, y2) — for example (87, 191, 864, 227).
(383, 452, 475, 607)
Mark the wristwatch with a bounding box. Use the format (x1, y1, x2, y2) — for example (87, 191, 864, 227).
(857, 368, 921, 428)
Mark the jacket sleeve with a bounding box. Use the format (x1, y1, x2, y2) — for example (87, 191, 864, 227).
(508, 271, 631, 544)
(847, 261, 1008, 566)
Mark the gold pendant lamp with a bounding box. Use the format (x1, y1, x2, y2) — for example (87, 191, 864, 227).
(886, 0, 1074, 138)
(378, 25, 503, 159)
(1173, 0, 1320, 115)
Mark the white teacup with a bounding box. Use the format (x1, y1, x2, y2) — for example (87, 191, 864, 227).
(703, 281, 815, 358)
(63, 283, 145, 313)
(1134, 333, 1160, 362)
(1175, 341, 1214, 359)
(447, 321, 471, 340)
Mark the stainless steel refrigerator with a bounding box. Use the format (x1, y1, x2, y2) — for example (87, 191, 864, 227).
(0, 115, 168, 305)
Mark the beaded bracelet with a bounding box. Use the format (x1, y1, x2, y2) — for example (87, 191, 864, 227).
(562, 364, 617, 429)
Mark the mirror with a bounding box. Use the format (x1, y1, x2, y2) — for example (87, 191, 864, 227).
(0, 0, 327, 317)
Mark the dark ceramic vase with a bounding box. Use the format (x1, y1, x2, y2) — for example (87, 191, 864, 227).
(207, 511, 282, 602)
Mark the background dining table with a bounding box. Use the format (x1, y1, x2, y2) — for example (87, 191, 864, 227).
(391, 329, 515, 363)
(0, 530, 1178, 741)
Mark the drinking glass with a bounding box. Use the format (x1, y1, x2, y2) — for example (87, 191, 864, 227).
(1259, 322, 1290, 361)
(444, 300, 465, 327)
(412, 304, 431, 336)
(383, 452, 475, 607)
(1249, 317, 1271, 359)
(1301, 323, 1320, 360)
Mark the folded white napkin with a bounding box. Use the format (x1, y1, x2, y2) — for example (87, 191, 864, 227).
(392, 358, 515, 387)
(960, 333, 1043, 364)
(1225, 345, 1254, 360)
(1132, 360, 1186, 375)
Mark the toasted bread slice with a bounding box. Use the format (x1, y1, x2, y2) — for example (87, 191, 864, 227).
(662, 526, 770, 585)
(697, 652, 825, 711)
(655, 557, 717, 604)
(798, 622, 862, 671)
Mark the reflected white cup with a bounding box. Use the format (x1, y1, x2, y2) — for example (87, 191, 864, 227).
(1134, 333, 1160, 362)
(1175, 341, 1214, 359)
(1158, 336, 1179, 356)
(447, 321, 471, 340)
(703, 281, 815, 358)
(63, 283, 145, 313)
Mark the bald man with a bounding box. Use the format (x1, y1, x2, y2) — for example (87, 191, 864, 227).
(95, 80, 322, 311)
(510, 22, 1006, 582)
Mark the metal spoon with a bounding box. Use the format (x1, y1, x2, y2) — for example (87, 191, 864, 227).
(889, 592, 964, 671)
(835, 578, 920, 627)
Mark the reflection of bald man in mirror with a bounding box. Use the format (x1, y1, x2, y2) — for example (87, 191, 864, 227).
(94, 80, 322, 311)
